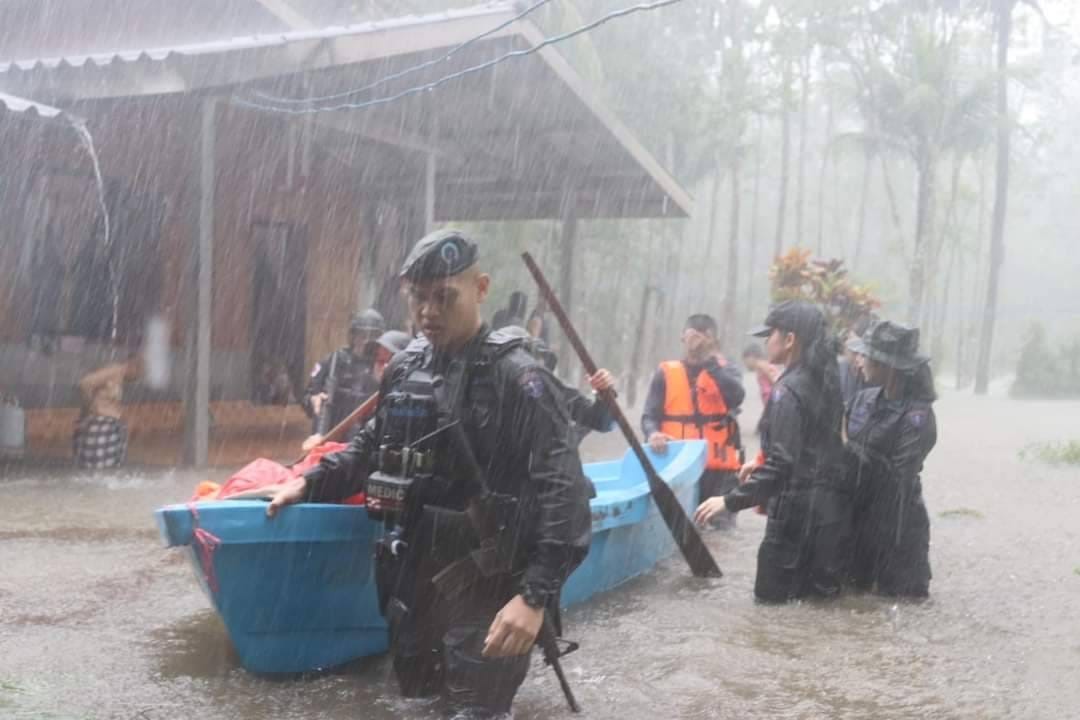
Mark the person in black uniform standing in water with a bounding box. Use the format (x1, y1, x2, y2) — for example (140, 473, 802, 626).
(694, 300, 852, 602)
(301, 309, 385, 449)
(845, 320, 936, 598)
(268, 229, 593, 719)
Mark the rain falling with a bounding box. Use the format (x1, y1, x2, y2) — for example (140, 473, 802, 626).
(1, 1, 1079, 719)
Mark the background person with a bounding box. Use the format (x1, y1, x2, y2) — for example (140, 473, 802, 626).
(642, 313, 745, 528)
(845, 320, 937, 598)
(301, 309, 384, 446)
(74, 355, 140, 469)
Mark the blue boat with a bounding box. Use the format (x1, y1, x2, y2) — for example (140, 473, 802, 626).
(155, 440, 705, 674)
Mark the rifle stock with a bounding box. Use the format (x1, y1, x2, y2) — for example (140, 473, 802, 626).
(290, 391, 378, 467)
(315, 353, 338, 436)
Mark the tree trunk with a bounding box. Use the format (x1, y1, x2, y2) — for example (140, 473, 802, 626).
(557, 210, 578, 378)
(795, 56, 810, 246)
(928, 156, 964, 343)
(851, 148, 872, 272)
(879, 155, 905, 241)
(910, 150, 935, 325)
(773, 61, 793, 257)
(816, 77, 833, 255)
(724, 158, 741, 345)
(975, 6, 1012, 395)
(960, 149, 990, 388)
(701, 171, 723, 309)
(955, 253, 966, 389)
(746, 115, 763, 327)
(933, 235, 959, 370)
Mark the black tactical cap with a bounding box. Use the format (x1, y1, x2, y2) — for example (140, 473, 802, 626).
(847, 320, 928, 371)
(399, 228, 478, 282)
(749, 300, 825, 342)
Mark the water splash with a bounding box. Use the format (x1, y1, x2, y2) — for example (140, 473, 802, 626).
(68, 118, 116, 341)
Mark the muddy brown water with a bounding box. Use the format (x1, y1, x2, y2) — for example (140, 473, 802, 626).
(2, 387, 1078, 720)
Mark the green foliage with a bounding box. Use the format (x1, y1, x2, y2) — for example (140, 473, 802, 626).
(938, 507, 985, 519)
(1011, 323, 1080, 398)
(769, 248, 881, 336)
(1019, 440, 1080, 467)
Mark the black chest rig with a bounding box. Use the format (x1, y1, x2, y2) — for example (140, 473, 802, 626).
(364, 332, 514, 524)
(365, 366, 445, 519)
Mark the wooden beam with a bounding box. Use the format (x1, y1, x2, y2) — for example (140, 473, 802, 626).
(512, 20, 693, 217)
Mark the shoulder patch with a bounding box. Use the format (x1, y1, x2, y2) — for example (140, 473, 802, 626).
(404, 335, 429, 355)
(519, 368, 547, 399)
(310, 362, 321, 378)
(906, 409, 928, 428)
(771, 384, 786, 402)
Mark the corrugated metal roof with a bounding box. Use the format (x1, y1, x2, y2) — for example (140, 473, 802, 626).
(0, 91, 65, 118)
(0, 2, 514, 74)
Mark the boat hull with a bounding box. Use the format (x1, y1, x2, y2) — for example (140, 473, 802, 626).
(156, 440, 705, 673)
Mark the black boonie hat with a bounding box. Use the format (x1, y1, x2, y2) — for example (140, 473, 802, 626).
(749, 300, 825, 342)
(847, 320, 928, 371)
(399, 228, 478, 281)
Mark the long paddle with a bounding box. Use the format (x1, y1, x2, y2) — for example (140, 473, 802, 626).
(521, 252, 722, 578)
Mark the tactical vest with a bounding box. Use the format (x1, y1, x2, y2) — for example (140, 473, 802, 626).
(658, 360, 740, 470)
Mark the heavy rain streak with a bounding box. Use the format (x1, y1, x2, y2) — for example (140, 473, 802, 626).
(2, 1, 1079, 719)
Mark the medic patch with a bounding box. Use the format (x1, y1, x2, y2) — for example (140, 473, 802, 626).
(310, 362, 322, 377)
(520, 369, 546, 399)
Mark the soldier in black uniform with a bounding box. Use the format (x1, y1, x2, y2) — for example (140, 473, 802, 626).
(694, 300, 852, 602)
(499, 324, 616, 442)
(301, 309, 384, 445)
(268, 229, 593, 718)
(845, 320, 936, 598)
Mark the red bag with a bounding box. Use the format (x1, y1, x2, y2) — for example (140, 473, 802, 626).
(216, 458, 294, 499)
(191, 442, 365, 505)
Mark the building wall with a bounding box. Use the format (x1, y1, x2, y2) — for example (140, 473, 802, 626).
(0, 95, 381, 408)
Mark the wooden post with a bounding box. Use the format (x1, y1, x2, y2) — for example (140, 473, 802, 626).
(184, 97, 216, 466)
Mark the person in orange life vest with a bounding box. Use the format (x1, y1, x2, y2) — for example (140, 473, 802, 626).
(641, 313, 745, 528)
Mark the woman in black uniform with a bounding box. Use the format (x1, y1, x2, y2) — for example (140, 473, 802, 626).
(695, 300, 851, 602)
(845, 320, 937, 598)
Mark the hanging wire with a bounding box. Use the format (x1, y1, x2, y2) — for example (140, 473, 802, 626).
(234, 0, 685, 116)
(253, 0, 555, 106)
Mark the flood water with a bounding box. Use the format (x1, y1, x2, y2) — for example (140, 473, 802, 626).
(2, 386, 1078, 720)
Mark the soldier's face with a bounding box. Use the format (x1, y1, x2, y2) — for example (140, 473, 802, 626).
(862, 357, 889, 386)
(765, 328, 795, 365)
(681, 327, 711, 361)
(405, 271, 490, 350)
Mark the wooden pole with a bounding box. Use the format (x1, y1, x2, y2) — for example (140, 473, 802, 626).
(522, 252, 722, 579)
(185, 97, 216, 466)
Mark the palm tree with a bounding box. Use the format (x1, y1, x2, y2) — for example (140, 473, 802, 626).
(974, 0, 1026, 394)
(843, 13, 995, 323)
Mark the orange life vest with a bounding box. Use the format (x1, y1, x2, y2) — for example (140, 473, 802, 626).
(658, 360, 741, 470)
